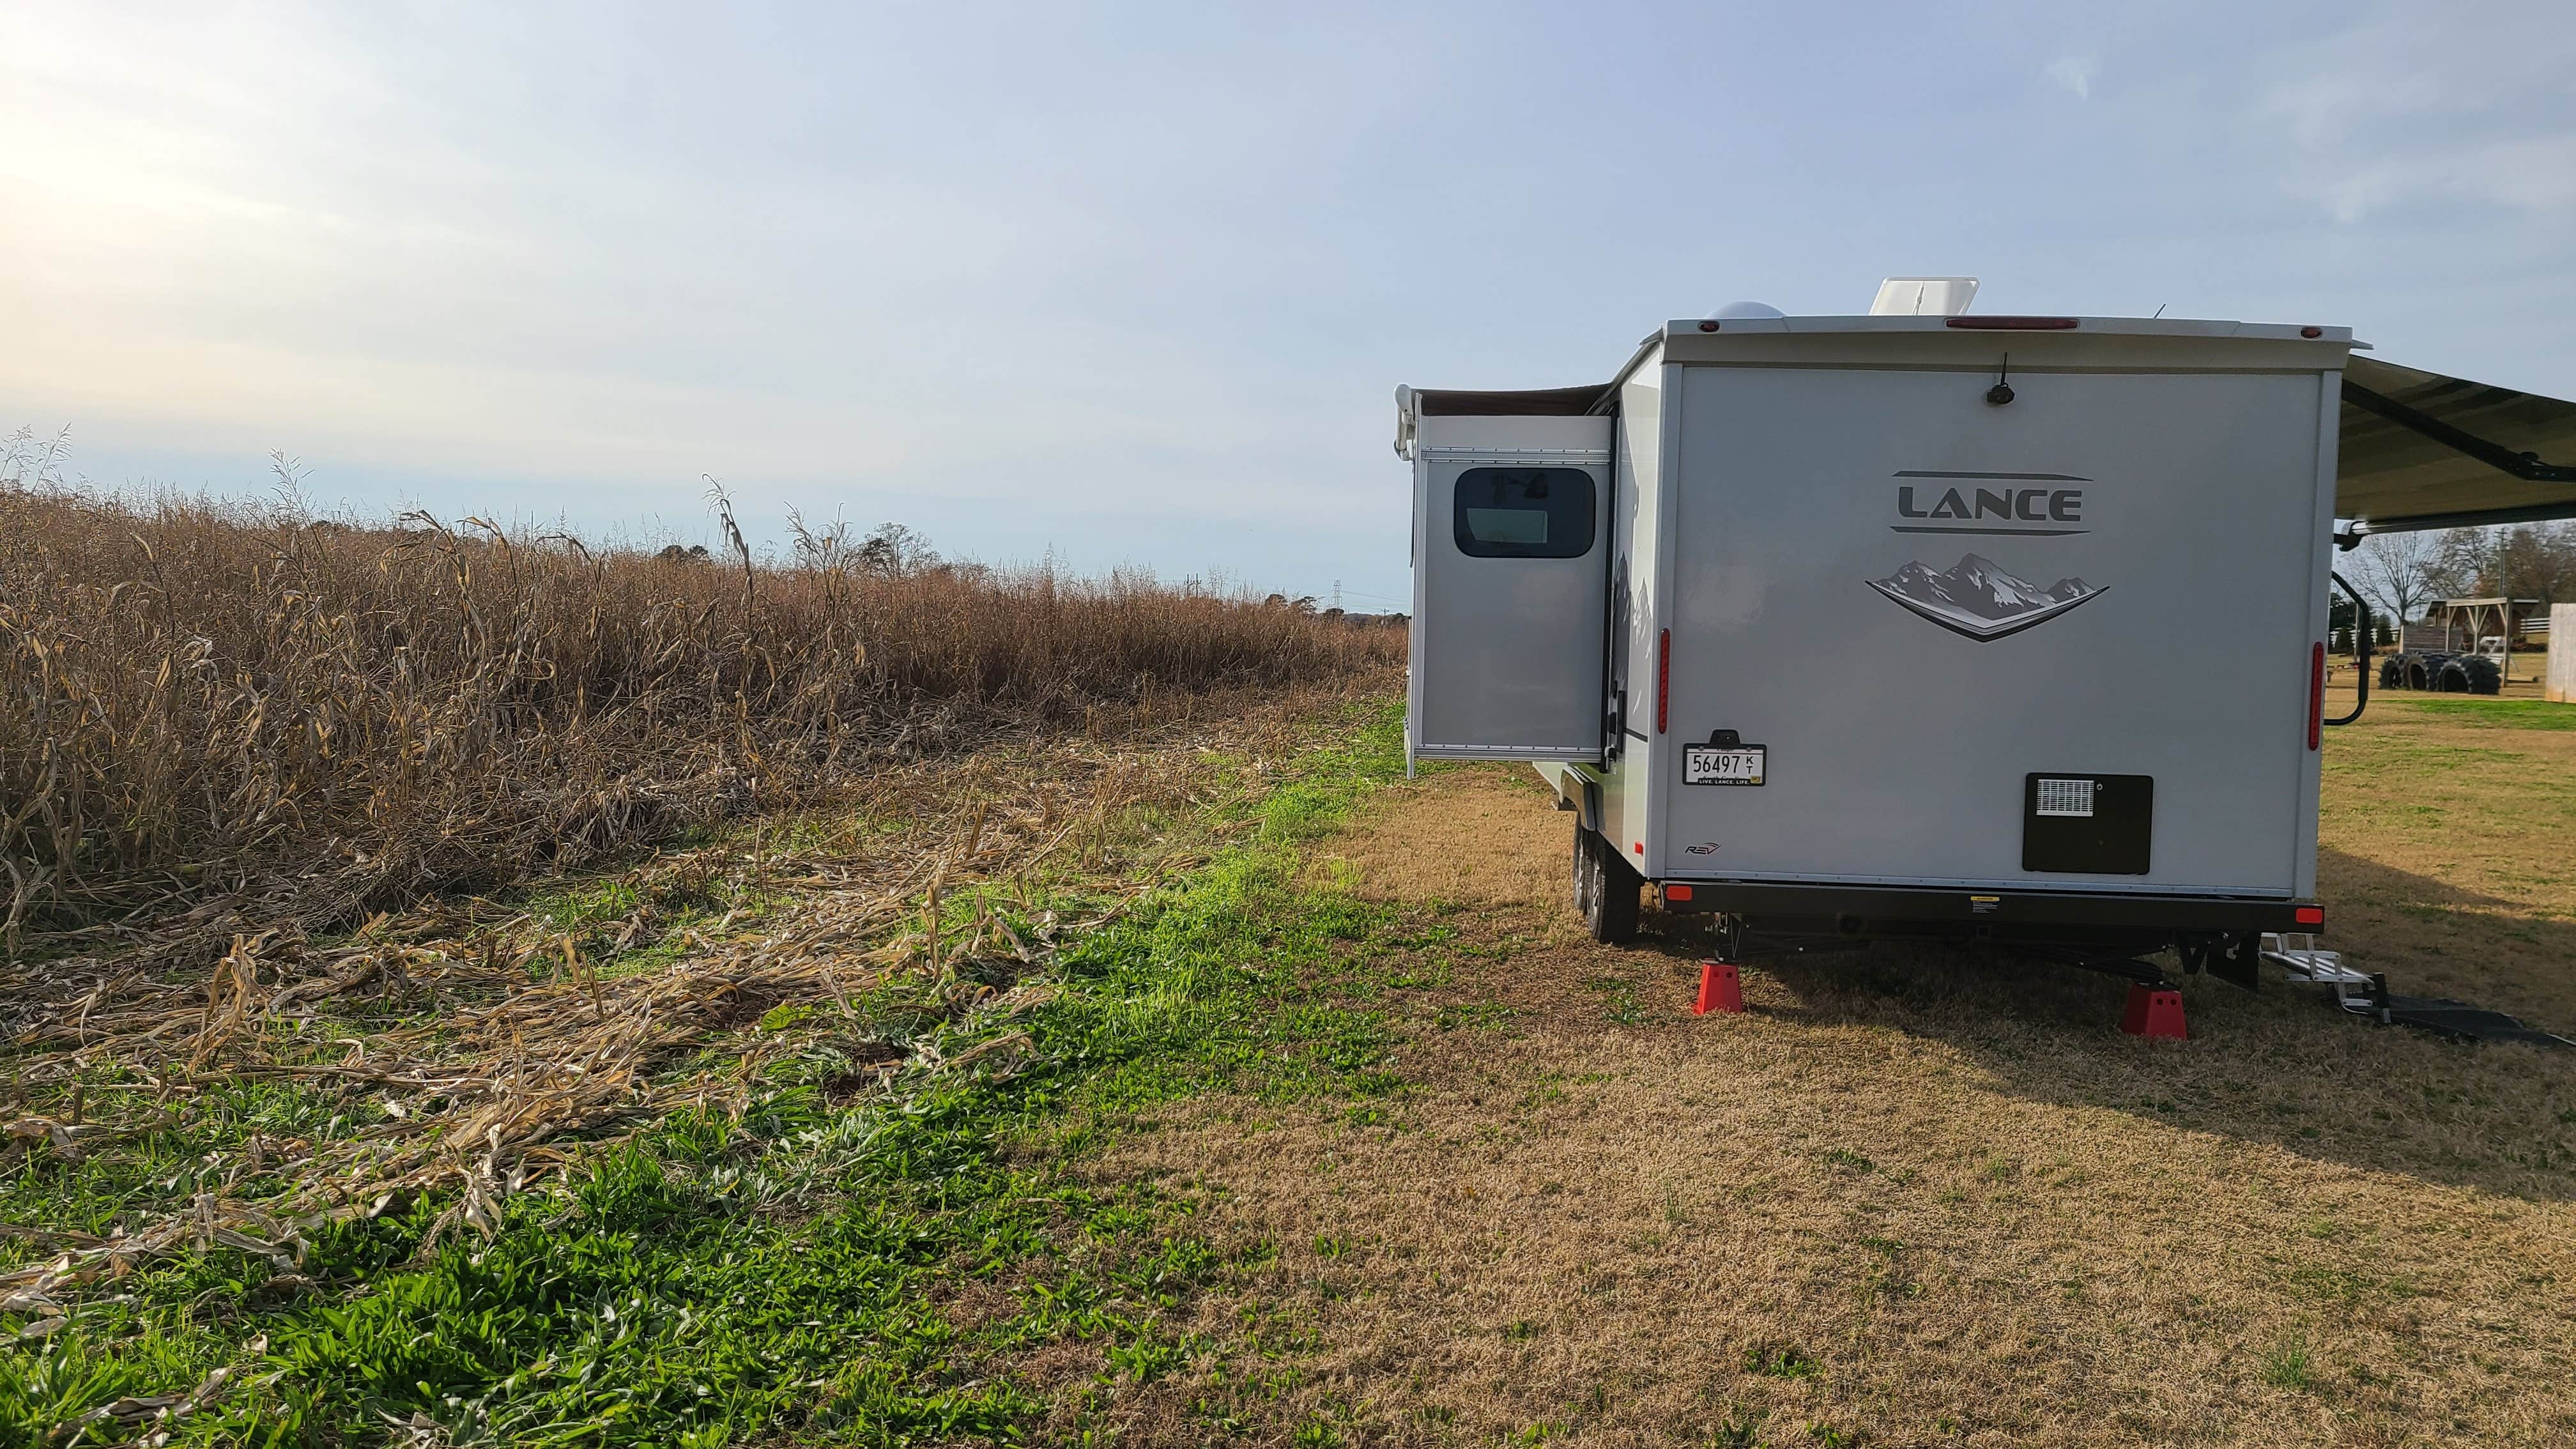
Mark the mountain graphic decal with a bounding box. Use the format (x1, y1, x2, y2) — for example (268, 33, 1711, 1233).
(1867, 553, 2105, 641)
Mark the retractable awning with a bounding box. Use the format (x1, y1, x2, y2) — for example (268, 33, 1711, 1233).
(1404, 384, 1609, 417)
(2337, 355, 2576, 533)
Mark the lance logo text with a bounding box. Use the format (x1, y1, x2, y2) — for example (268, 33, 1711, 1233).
(1887, 470, 2092, 537)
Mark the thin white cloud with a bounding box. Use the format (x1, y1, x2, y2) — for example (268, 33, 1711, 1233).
(2303, 135, 2576, 225)
(2045, 55, 2099, 100)
(0, 6, 1407, 511)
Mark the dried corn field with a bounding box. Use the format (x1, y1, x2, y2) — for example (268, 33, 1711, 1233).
(0, 446, 1399, 966)
(4, 443, 1393, 1282)
(1, 454, 1411, 1444)
(2, 666, 1418, 1445)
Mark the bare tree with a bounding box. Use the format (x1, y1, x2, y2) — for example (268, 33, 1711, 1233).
(2347, 528, 2453, 628)
(857, 522, 939, 577)
(2506, 522, 2576, 604)
(2438, 522, 2576, 604)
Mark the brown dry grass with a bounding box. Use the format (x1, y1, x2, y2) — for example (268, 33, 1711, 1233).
(2314, 677, 2576, 1028)
(1, 676, 1381, 1301)
(0, 454, 1399, 966)
(1096, 699, 2576, 1448)
(0, 449, 1402, 1310)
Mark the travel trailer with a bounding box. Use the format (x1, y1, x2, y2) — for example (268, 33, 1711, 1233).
(1397, 279, 2576, 1009)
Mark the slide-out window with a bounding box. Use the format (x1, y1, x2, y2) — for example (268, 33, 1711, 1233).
(1453, 467, 1594, 558)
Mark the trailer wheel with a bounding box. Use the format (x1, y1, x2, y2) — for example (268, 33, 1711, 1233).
(2462, 656, 2503, 695)
(1581, 831, 1641, 944)
(2435, 661, 2471, 693)
(1571, 818, 1595, 918)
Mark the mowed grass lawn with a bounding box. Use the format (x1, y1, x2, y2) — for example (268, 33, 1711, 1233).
(6, 690, 2574, 1446)
(1097, 687, 2576, 1447)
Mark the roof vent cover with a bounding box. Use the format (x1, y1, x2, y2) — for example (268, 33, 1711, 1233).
(1870, 276, 1981, 317)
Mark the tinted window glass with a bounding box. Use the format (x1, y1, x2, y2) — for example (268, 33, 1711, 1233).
(1453, 468, 1594, 558)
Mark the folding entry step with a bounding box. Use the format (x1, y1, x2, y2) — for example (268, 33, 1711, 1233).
(2263, 933, 2575, 1047)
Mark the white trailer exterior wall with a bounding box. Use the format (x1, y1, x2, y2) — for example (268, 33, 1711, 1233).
(1409, 316, 2352, 939)
(1643, 350, 2339, 896)
(2550, 604, 2576, 704)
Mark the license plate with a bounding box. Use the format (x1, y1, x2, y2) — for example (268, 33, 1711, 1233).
(1684, 745, 1765, 785)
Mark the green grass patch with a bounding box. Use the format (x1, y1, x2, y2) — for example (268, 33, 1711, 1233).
(1, 702, 1422, 1446)
(0, 1074, 383, 1253)
(2258, 1333, 2314, 1391)
(1581, 974, 1646, 1025)
(1742, 1342, 1821, 1379)
(2388, 697, 2576, 730)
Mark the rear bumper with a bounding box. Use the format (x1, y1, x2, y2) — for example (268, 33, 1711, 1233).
(1656, 880, 2317, 937)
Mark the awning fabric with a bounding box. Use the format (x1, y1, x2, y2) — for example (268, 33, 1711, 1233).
(2337, 356, 2576, 533)
(1409, 385, 1611, 417)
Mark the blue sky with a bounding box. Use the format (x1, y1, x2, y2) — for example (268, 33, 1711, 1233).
(4, 2, 2571, 611)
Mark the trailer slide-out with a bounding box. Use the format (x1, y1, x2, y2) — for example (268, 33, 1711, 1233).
(1397, 282, 2576, 985)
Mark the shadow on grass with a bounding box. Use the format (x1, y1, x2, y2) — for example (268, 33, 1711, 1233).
(1717, 850, 2576, 1202)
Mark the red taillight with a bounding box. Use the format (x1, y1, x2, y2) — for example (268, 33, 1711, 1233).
(2308, 642, 2325, 749)
(1665, 884, 1694, 903)
(1945, 316, 2079, 330)
(1656, 627, 1670, 734)
(2294, 905, 2325, 928)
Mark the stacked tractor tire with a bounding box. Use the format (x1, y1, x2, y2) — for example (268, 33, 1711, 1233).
(2377, 649, 2503, 694)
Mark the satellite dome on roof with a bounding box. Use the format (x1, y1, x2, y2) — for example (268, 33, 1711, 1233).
(1708, 300, 1786, 319)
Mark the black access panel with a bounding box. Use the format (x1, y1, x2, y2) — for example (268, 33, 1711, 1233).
(2021, 774, 2154, 875)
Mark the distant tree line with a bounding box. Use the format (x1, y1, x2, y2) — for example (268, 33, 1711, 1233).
(2347, 521, 2576, 628)
(657, 520, 945, 577)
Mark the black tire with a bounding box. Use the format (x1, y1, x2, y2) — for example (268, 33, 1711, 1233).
(2435, 661, 2471, 693)
(2378, 657, 2404, 689)
(2463, 656, 2503, 695)
(2405, 659, 2431, 691)
(1581, 829, 1641, 944)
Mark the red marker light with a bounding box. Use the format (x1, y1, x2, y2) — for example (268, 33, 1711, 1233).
(1656, 629, 1670, 733)
(1945, 316, 2079, 330)
(1698, 319, 1721, 332)
(2294, 905, 2326, 928)
(1665, 884, 1695, 903)
(2299, 326, 2324, 338)
(2308, 643, 2325, 750)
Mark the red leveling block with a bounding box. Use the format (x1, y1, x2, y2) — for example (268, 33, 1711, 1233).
(1693, 960, 1744, 1015)
(2120, 983, 2188, 1039)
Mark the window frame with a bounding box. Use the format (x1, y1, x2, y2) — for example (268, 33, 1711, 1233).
(1450, 466, 1597, 560)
